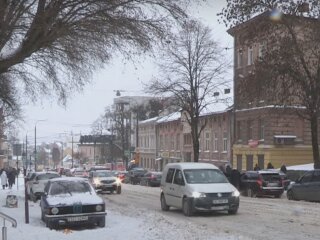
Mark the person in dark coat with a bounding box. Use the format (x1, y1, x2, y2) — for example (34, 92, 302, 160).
(280, 164, 287, 174)
(254, 164, 260, 171)
(7, 168, 16, 189)
(267, 162, 274, 169)
(230, 169, 241, 190)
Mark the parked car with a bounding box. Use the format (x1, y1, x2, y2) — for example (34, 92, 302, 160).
(239, 170, 284, 198)
(27, 171, 61, 201)
(40, 177, 106, 229)
(287, 170, 320, 202)
(72, 169, 88, 178)
(114, 171, 128, 183)
(88, 170, 121, 194)
(128, 168, 147, 185)
(140, 171, 162, 187)
(160, 163, 240, 216)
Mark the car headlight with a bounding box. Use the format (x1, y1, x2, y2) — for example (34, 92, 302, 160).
(192, 192, 206, 198)
(95, 205, 103, 212)
(51, 207, 59, 215)
(232, 190, 240, 197)
(93, 178, 101, 185)
(116, 178, 121, 185)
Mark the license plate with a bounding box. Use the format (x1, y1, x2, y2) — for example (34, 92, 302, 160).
(67, 216, 88, 222)
(211, 206, 229, 210)
(213, 199, 228, 204)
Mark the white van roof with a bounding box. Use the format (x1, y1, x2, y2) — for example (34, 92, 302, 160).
(165, 162, 219, 170)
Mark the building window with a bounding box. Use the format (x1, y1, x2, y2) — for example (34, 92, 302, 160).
(237, 121, 242, 141)
(258, 42, 266, 58)
(223, 131, 228, 152)
(237, 48, 243, 67)
(170, 135, 175, 150)
(248, 46, 253, 65)
(259, 119, 265, 140)
(247, 120, 253, 140)
(176, 133, 180, 150)
(213, 132, 218, 151)
(183, 133, 192, 145)
(205, 132, 210, 151)
(159, 135, 164, 150)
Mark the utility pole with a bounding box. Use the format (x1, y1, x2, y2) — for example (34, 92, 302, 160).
(25, 134, 29, 224)
(34, 125, 36, 171)
(71, 131, 74, 168)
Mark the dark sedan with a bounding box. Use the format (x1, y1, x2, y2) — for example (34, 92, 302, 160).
(40, 177, 106, 229)
(140, 171, 162, 187)
(287, 170, 320, 202)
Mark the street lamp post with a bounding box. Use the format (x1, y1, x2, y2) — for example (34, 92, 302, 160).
(34, 119, 46, 171)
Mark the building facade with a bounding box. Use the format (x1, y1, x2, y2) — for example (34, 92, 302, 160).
(228, 12, 316, 170)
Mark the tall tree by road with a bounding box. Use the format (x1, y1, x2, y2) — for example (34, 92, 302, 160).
(147, 20, 230, 162)
(0, 0, 199, 116)
(220, 1, 320, 169)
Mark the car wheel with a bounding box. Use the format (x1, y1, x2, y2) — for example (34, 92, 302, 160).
(98, 217, 105, 228)
(30, 190, 37, 202)
(160, 194, 170, 211)
(41, 210, 45, 222)
(182, 198, 193, 217)
(274, 194, 282, 198)
(247, 188, 255, 198)
(228, 208, 238, 215)
(116, 186, 121, 194)
(110, 190, 114, 194)
(287, 190, 295, 200)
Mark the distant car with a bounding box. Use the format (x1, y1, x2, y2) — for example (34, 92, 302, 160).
(72, 169, 88, 178)
(40, 177, 106, 229)
(27, 171, 61, 201)
(239, 170, 284, 198)
(128, 168, 147, 185)
(114, 171, 128, 183)
(140, 171, 162, 187)
(287, 170, 320, 202)
(88, 170, 121, 194)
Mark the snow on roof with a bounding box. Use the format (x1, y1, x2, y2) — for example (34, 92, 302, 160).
(274, 135, 296, 138)
(200, 101, 231, 117)
(156, 111, 181, 123)
(139, 116, 159, 124)
(286, 163, 314, 171)
(236, 105, 306, 112)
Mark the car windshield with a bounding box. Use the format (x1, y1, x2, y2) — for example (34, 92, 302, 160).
(37, 173, 60, 180)
(49, 181, 92, 195)
(93, 171, 114, 177)
(183, 169, 228, 184)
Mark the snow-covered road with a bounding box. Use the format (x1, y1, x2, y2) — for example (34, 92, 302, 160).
(102, 183, 320, 240)
(1, 178, 319, 240)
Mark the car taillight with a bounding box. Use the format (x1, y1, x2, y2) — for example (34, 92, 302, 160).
(257, 179, 263, 188)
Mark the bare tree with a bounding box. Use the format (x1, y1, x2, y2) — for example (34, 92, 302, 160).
(147, 20, 230, 162)
(0, 0, 200, 113)
(220, 1, 320, 169)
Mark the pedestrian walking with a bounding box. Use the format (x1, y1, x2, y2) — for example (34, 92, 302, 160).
(267, 162, 274, 169)
(280, 164, 287, 174)
(254, 164, 260, 171)
(7, 168, 16, 189)
(1, 169, 8, 189)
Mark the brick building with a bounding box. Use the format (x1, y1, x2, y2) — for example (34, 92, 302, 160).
(228, 12, 316, 170)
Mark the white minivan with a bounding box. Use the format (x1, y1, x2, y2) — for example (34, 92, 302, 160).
(160, 162, 240, 216)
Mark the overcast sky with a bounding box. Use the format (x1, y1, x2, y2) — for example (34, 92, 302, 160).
(20, 0, 233, 143)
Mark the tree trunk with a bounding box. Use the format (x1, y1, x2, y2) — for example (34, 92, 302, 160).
(193, 141, 199, 162)
(310, 114, 320, 169)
